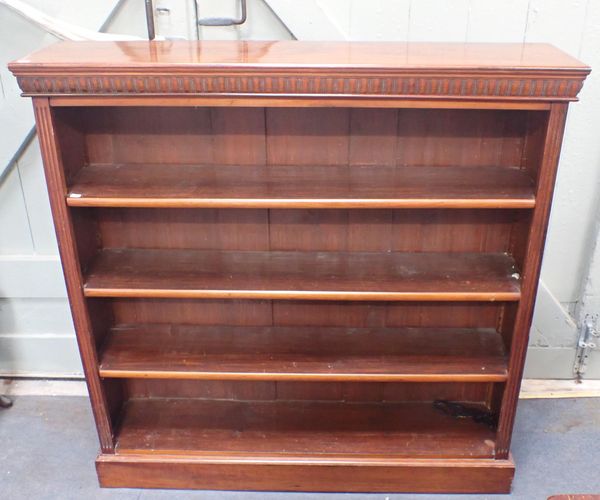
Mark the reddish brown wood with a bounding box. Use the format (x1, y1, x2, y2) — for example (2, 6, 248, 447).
(396, 109, 529, 167)
(109, 299, 501, 330)
(99, 324, 507, 382)
(96, 208, 269, 251)
(96, 454, 515, 493)
(115, 398, 497, 458)
(67, 106, 535, 168)
(67, 164, 535, 209)
(495, 102, 569, 457)
(51, 95, 552, 109)
(111, 298, 273, 326)
(92, 208, 521, 254)
(9, 41, 589, 102)
(124, 379, 493, 404)
(32, 98, 115, 452)
(13, 41, 586, 70)
(11, 41, 587, 493)
(83, 249, 521, 301)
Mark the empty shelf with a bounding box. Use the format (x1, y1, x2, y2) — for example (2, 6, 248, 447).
(67, 164, 536, 209)
(83, 249, 521, 301)
(115, 398, 498, 459)
(99, 324, 508, 382)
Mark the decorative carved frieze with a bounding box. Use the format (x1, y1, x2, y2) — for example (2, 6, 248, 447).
(14, 72, 585, 100)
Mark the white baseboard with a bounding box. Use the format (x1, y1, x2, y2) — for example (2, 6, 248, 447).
(519, 379, 600, 399)
(0, 378, 87, 396)
(1, 378, 600, 399)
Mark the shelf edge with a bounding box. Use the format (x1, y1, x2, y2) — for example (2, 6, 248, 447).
(83, 288, 521, 301)
(66, 196, 536, 209)
(98, 369, 508, 383)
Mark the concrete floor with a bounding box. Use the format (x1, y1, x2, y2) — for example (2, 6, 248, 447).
(0, 397, 599, 499)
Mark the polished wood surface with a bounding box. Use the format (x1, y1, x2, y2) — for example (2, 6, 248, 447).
(51, 96, 554, 110)
(67, 164, 535, 209)
(9, 42, 589, 101)
(83, 249, 521, 301)
(12, 41, 588, 70)
(116, 398, 496, 458)
(99, 324, 507, 382)
(32, 98, 116, 453)
(96, 454, 515, 493)
(18, 40, 586, 493)
(496, 102, 570, 457)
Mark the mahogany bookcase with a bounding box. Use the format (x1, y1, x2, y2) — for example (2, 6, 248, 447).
(9, 41, 589, 493)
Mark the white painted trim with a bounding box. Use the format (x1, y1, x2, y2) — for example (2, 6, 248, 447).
(520, 379, 600, 399)
(0, 378, 87, 396)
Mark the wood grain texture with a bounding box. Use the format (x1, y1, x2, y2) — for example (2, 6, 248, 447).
(92, 206, 522, 254)
(99, 324, 508, 382)
(109, 300, 501, 328)
(83, 249, 521, 301)
(124, 380, 493, 404)
(66, 164, 535, 209)
(49, 95, 553, 109)
(72, 107, 534, 168)
(12, 41, 587, 69)
(115, 398, 497, 459)
(395, 109, 527, 167)
(79, 107, 265, 166)
(96, 454, 514, 493)
(96, 208, 269, 252)
(32, 98, 115, 452)
(111, 298, 274, 326)
(8, 41, 589, 101)
(495, 102, 569, 457)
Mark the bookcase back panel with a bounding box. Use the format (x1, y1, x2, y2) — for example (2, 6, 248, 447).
(109, 298, 502, 329)
(54, 106, 545, 170)
(125, 379, 492, 404)
(93, 208, 524, 254)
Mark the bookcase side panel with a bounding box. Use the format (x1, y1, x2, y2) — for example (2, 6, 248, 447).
(32, 98, 116, 452)
(496, 103, 569, 457)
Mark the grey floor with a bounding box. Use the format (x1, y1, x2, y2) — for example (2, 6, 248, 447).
(0, 397, 599, 500)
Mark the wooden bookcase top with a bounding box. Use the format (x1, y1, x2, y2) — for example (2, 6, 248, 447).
(9, 41, 589, 101)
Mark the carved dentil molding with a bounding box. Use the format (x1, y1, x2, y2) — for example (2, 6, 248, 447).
(15, 72, 585, 100)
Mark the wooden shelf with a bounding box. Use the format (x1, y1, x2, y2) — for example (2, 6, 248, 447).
(115, 398, 497, 459)
(99, 324, 508, 382)
(84, 249, 521, 301)
(67, 164, 535, 209)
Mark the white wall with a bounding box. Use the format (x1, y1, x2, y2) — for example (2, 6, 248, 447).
(1, 0, 599, 377)
(0, 1, 124, 376)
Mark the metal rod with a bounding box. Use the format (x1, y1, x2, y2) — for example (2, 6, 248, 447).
(193, 0, 200, 40)
(145, 0, 155, 40)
